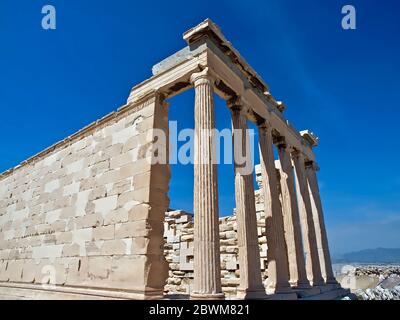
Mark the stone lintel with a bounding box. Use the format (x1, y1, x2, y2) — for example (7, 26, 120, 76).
(300, 130, 319, 147)
(183, 19, 270, 95)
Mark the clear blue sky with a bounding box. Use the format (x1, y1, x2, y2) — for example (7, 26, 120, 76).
(1, 0, 399, 254)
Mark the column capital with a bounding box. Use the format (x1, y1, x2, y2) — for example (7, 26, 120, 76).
(256, 118, 272, 131)
(190, 67, 215, 87)
(227, 95, 252, 116)
(291, 149, 306, 160)
(274, 136, 287, 149)
(305, 160, 320, 171)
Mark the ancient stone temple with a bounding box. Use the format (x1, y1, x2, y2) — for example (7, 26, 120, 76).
(0, 19, 348, 300)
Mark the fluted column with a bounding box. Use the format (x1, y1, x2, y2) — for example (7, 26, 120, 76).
(305, 161, 337, 285)
(257, 122, 291, 293)
(276, 140, 310, 288)
(190, 68, 224, 299)
(230, 102, 266, 299)
(292, 151, 324, 286)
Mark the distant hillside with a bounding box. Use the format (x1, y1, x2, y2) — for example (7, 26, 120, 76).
(333, 248, 400, 264)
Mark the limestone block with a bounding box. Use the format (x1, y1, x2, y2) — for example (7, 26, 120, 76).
(97, 169, 121, 186)
(225, 230, 237, 239)
(32, 244, 64, 260)
(87, 256, 112, 285)
(219, 223, 233, 232)
(167, 235, 180, 243)
(221, 239, 236, 246)
(107, 179, 132, 197)
(88, 186, 107, 201)
(21, 259, 38, 282)
(44, 209, 60, 224)
(90, 160, 110, 177)
(93, 195, 118, 217)
(115, 220, 157, 238)
(226, 246, 238, 254)
(100, 239, 126, 255)
(51, 220, 67, 233)
(255, 203, 264, 212)
(175, 214, 190, 224)
(129, 187, 151, 203)
(103, 208, 129, 226)
(92, 225, 115, 241)
(117, 190, 137, 208)
(7, 260, 24, 281)
(44, 180, 60, 193)
(59, 207, 75, 219)
(85, 241, 103, 256)
(110, 150, 137, 171)
(132, 172, 151, 190)
(226, 260, 238, 271)
(75, 213, 103, 229)
(128, 203, 157, 221)
(62, 243, 81, 257)
(221, 278, 240, 287)
(121, 136, 139, 153)
(75, 190, 92, 216)
(131, 236, 164, 255)
(166, 210, 182, 218)
(259, 236, 267, 244)
(181, 234, 193, 241)
(103, 144, 123, 160)
(0, 249, 10, 259)
(43, 234, 57, 245)
(71, 228, 93, 243)
(109, 255, 146, 289)
(179, 242, 194, 271)
(66, 159, 85, 175)
(0, 261, 9, 281)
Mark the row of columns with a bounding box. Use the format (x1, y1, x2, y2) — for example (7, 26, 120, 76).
(190, 68, 336, 299)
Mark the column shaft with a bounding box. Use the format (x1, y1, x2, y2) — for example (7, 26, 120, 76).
(231, 107, 266, 299)
(293, 153, 324, 286)
(191, 68, 224, 299)
(305, 163, 337, 284)
(277, 144, 310, 288)
(258, 124, 291, 293)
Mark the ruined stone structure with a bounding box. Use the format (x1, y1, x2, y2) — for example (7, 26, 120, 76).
(163, 165, 348, 299)
(0, 19, 347, 299)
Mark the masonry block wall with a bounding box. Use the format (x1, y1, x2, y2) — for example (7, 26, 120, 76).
(0, 93, 169, 299)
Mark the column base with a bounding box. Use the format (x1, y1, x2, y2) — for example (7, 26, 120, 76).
(326, 278, 340, 285)
(311, 279, 326, 287)
(266, 285, 293, 295)
(292, 286, 321, 298)
(290, 281, 312, 290)
(236, 288, 268, 300)
(265, 292, 298, 300)
(190, 292, 225, 300)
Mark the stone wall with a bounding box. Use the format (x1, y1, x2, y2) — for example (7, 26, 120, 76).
(0, 94, 169, 298)
(163, 167, 269, 298)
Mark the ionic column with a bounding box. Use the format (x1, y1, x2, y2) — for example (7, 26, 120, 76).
(257, 122, 291, 293)
(230, 101, 266, 299)
(292, 151, 324, 286)
(276, 140, 310, 288)
(305, 161, 337, 284)
(190, 68, 224, 299)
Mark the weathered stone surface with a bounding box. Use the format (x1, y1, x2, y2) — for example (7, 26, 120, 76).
(0, 19, 337, 301)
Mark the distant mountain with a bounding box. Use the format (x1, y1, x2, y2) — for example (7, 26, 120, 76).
(333, 248, 400, 264)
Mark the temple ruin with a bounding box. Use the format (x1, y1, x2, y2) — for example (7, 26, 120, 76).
(0, 19, 349, 299)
